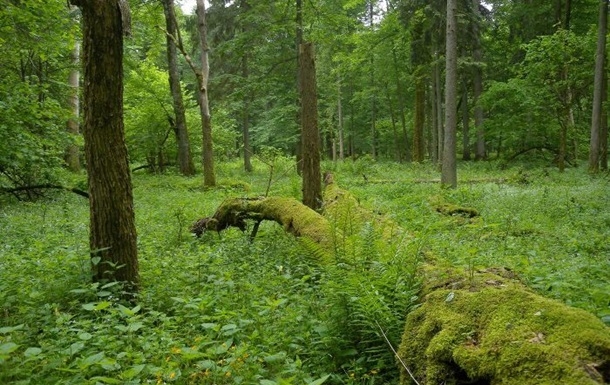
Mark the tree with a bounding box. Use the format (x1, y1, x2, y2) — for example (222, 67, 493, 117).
(442, 0, 458, 187)
(162, 0, 196, 176)
(472, 0, 486, 160)
(65, 18, 81, 173)
(70, 0, 139, 290)
(589, 0, 608, 173)
(196, 0, 216, 187)
(300, 42, 322, 211)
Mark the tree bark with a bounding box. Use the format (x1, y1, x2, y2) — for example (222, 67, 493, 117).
(300, 42, 322, 211)
(196, 0, 216, 187)
(461, 79, 471, 161)
(242, 51, 253, 172)
(472, 0, 486, 161)
(337, 77, 345, 161)
(589, 0, 608, 173)
(162, 0, 195, 176)
(71, 0, 139, 289)
(65, 34, 81, 173)
(442, 0, 458, 188)
(413, 76, 426, 162)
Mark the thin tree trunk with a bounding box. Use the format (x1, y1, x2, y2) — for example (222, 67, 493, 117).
(589, 0, 608, 173)
(413, 76, 426, 162)
(435, 51, 443, 164)
(461, 80, 471, 161)
(196, 0, 215, 186)
(295, 0, 303, 175)
(71, 0, 139, 289)
(601, 58, 608, 170)
(391, 47, 409, 162)
(242, 52, 253, 172)
(472, 0, 486, 160)
(162, 0, 195, 176)
(369, 0, 376, 160)
(300, 42, 321, 210)
(337, 77, 345, 161)
(65, 36, 81, 172)
(442, 0, 458, 188)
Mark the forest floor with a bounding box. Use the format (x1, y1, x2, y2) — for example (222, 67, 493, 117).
(1, 158, 609, 384)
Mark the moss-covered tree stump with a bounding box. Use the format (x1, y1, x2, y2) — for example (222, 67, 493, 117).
(398, 266, 610, 385)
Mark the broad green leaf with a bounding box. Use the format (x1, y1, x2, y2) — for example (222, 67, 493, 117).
(0, 342, 19, 355)
(308, 374, 331, 385)
(0, 324, 24, 334)
(89, 376, 122, 384)
(81, 351, 104, 368)
(121, 364, 146, 380)
(24, 347, 42, 357)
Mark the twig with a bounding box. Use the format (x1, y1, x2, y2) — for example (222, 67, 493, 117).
(375, 320, 420, 385)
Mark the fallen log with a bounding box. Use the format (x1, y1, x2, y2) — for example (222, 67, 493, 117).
(398, 265, 610, 385)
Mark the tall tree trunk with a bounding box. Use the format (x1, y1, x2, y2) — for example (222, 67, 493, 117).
(461, 79, 471, 161)
(442, 0, 458, 188)
(391, 47, 409, 162)
(472, 0, 486, 160)
(242, 52, 253, 172)
(196, 0, 216, 186)
(435, 51, 444, 164)
(71, 0, 139, 289)
(369, 0, 377, 160)
(162, 0, 195, 176)
(589, 0, 608, 173)
(413, 76, 426, 162)
(300, 42, 321, 211)
(601, 60, 608, 170)
(385, 83, 402, 161)
(65, 35, 81, 172)
(295, 0, 303, 175)
(337, 77, 345, 160)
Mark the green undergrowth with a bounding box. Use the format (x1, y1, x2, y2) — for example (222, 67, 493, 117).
(1, 158, 609, 384)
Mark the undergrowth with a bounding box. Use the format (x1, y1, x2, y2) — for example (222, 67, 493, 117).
(1, 159, 609, 384)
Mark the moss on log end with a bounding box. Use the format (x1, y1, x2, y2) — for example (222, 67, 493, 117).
(398, 266, 610, 385)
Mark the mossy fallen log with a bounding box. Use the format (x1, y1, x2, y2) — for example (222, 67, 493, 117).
(191, 196, 332, 252)
(398, 265, 610, 385)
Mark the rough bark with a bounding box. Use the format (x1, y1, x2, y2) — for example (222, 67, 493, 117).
(162, 0, 195, 176)
(300, 42, 322, 211)
(71, 0, 139, 289)
(196, 0, 216, 187)
(461, 79, 471, 161)
(589, 0, 608, 173)
(337, 77, 345, 161)
(442, 0, 458, 187)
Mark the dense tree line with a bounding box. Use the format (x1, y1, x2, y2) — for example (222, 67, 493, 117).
(1, 0, 608, 287)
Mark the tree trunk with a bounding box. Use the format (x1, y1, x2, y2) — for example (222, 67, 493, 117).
(300, 42, 321, 211)
(472, 0, 486, 161)
(461, 79, 471, 161)
(295, 0, 304, 175)
(589, 0, 608, 173)
(242, 51, 253, 172)
(337, 77, 345, 161)
(434, 51, 444, 164)
(162, 0, 195, 176)
(442, 0, 458, 188)
(65, 35, 81, 173)
(601, 61, 608, 171)
(391, 47, 409, 162)
(196, 0, 216, 187)
(71, 0, 139, 289)
(413, 76, 426, 162)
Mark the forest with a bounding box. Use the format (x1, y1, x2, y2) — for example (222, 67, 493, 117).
(1, 0, 610, 384)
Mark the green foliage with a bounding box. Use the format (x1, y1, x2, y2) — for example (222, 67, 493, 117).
(2, 161, 610, 385)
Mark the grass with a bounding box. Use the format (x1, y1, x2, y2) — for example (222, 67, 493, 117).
(0, 158, 609, 384)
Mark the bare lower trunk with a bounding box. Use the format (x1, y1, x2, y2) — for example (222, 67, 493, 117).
(196, 0, 216, 186)
(72, 0, 139, 289)
(442, 0, 458, 188)
(162, 0, 195, 176)
(300, 42, 321, 210)
(65, 37, 81, 172)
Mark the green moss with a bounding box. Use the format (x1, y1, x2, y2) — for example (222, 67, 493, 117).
(398, 267, 610, 385)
